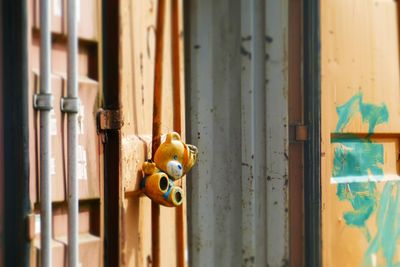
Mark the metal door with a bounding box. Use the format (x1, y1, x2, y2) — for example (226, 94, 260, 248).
(320, 1, 400, 266)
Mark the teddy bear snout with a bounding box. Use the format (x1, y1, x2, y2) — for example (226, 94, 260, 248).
(167, 161, 183, 180)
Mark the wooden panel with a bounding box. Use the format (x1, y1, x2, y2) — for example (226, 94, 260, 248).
(29, 71, 38, 204)
(56, 234, 101, 267)
(33, 0, 99, 40)
(322, 0, 400, 135)
(30, 38, 91, 77)
(60, 76, 100, 200)
(321, 1, 400, 266)
(30, 238, 65, 267)
(119, 0, 185, 266)
(54, 207, 101, 267)
(53, 207, 91, 237)
(33, 0, 64, 34)
(63, 0, 99, 41)
(76, 78, 100, 199)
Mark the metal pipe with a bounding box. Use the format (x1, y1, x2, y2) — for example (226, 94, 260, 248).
(39, 0, 52, 266)
(152, 1, 166, 266)
(171, 0, 185, 266)
(172, 0, 181, 135)
(67, 0, 79, 266)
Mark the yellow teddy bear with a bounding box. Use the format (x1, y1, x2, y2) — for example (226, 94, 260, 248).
(141, 132, 198, 207)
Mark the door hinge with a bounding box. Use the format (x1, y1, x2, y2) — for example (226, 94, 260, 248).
(96, 108, 124, 132)
(290, 124, 308, 142)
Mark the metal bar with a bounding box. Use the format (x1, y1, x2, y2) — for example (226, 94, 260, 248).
(304, 0, 321, 266)
(66, 0, 79, 266)
(171, 0, 185, 266)
(102, 0, 121, 265)
(152, 1, 166, 266)
(172, 0, 182, 135)
(39, 0, 53, 266)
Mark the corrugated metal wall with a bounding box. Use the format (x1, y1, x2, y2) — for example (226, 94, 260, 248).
(186, 0, 289, 266)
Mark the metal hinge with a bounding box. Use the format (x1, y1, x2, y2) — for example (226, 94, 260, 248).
(61, 97, 80, 113)
(33, 93, 53, 110)
(290, 124, 308, 142)
(96, 108, 124, 132)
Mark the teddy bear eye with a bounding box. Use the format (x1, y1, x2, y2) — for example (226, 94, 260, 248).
(173, 155, 178, 160)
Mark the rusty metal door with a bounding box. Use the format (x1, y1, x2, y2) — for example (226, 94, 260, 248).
(320, 1, 400, 266)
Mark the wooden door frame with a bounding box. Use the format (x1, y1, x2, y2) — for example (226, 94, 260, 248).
(304, 0, 321, 266)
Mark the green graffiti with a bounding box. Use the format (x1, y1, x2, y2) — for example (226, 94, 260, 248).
(331, 92, 400, 266)
(335, 93, 363, 133)
(335, 91, 388, 134)
(332, 139, 384, 178)
(332, 138, 383, 231)
(333, 93, 388, 231)
(360, 103, 389, 134)
(362, 182, 400, 267)
(336, 182, 376, 232)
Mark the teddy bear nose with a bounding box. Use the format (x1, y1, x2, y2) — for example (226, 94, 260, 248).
(178, 164, 182, 170)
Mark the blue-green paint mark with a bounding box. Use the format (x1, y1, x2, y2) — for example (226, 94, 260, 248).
(335, 92, 363, 132)
(362, 182, 400, 267)
(331, 92, 400, 266)
(333, 92, 388, 231)
(332, 138, 384, 231)
(360, 102, 389, 134)
(332, 139, 384, 179)
(334, 91, 388, 134)
(336, 182, 376, 231)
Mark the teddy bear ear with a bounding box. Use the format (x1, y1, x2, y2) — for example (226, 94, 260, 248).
(166, 132, 181, 143)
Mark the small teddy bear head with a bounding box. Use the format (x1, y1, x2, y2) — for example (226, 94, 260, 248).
(154, 132, 198, 180)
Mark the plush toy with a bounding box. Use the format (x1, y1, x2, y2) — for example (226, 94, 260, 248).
(141, 132, 198, 207)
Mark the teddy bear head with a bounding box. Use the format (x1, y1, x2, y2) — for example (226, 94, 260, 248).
(154, 132, 198, 180)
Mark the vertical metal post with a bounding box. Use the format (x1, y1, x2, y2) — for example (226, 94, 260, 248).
(39, 0, 52, 266)
(152, 1, 166, 267)
(65, 0, 79, 266)
(304, 0, 321, 265)
(102, 0, 121, 265)
(171, 0, 185, 266)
